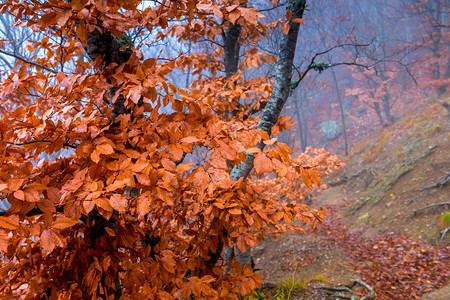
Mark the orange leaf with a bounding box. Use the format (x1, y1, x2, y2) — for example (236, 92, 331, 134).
(161, 158, 177, 173)
(131, 159, 149, 172)
(110, 194, 127, 212)
(13, 190, 25, 200)
(228, 9, 240, 25)
(0, 216, 19, 230)
(83, 200, 95, 214)
(228, 208, 242, 215)
(254, 153, 273, 174)
(292, 18, 303, 24)
(137, 194, 150, 216)
(263, 138, 277, 145)
(136, 64, 145, 80)
(71, 0, 84, 11)
(281, 22, 290, 35)
(24, 188, 40, 202)
(94, 197, 113, 212)
(196, 3, 212, 11)
(236, 235, 247, 254)
(180, 136, 200, 143)
(177, 162, 195, 172)
(244, 213, 254, 226)
(245, 147, 261, 154)
(52, 218, 78, 230)
(96, 143, 114, 155)
(161, 250, 176, 273)
(299, 167, 321, 189)
(90, 149, 100, 163)
(76, 20, 87, 44)
(56, 9, 72, 26)
(238, 7, 258, 25)
(41, 229, 64, 252)
(104, 227, 116, 236)
(286, 9, 292, 20)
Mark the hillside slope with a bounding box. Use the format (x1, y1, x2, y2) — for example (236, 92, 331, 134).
(254, 99, 449, 299)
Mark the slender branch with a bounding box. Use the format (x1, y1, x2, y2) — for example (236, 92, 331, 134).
(296, 42, 371, 83)
(6, 140, 78, 149)
(0, 49, 58, 74)
(197, 38, 223, 48)
(257, 1, 288, 12)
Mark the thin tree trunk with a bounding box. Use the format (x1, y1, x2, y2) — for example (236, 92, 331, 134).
(185, 39, 192, 88)
(377, 1, 394, 122)
(331, 69, 348, 155)
(374, 102, 385, 127)
(294, 98, 307, 152)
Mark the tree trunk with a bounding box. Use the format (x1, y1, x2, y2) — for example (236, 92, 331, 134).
(294, 98, 307, 152)
(83, 27, 134, 300)
(331, 69, 348, 155)
(374, 102, 385, 127)
(229, 0, 307, 267)
(434, 0, 448, 96)
(377, 1, 394, 123)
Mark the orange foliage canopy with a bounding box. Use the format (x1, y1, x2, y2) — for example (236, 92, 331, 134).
(0, 0, 337, 298)
(252, 147, 344, 206)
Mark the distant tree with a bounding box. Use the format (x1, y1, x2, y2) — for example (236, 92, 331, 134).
(407, 0, 449, 96)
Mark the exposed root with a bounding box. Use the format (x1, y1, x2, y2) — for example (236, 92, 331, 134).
(318, 279, 377, 300)
(411, 202, 450, 217)
(328, 168, 375, 187)
(423, 172, 450, 189)
(441, 227, 450, 241)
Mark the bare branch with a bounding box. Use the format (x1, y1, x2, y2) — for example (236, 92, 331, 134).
(0, 49, 58, 74)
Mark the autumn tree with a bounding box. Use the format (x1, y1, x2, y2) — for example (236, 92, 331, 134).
(406, 0, 449, 97)
(0, 0, 339, 298)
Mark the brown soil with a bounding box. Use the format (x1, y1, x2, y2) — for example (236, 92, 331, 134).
(254, 101, 449, 299)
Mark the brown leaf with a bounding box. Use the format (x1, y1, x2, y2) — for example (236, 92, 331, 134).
(52, 217, 78, 230)
(180, 136, 200, 143)
(0, 216, 19, 230)
(110, 194, 127, 212)
(254, 153, 273, 174)
(41, 229, 64, 252)
(281, 22, 290, 35)
(228, 9, 241, 25)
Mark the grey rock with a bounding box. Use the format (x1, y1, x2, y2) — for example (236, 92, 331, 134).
(320, 120, 341, 140)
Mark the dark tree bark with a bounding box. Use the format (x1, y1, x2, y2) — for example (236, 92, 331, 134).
(84, 29, 133, 121)
(222, 24, 241, 78)
(82, 26, 134, 300)
(231, 0, 306, 180)
(229, 0, 308, 267)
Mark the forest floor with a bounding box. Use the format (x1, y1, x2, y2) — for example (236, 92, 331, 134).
(253, 98, 449, 299)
